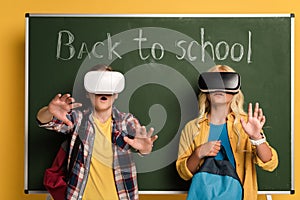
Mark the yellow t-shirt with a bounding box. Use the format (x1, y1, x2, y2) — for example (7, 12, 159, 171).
(82, 116, 119, 200)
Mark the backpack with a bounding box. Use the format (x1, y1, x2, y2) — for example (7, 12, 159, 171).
(43, 114, 86, 200)
(187, 145, 243, 200)
(43, 135, 82, 200)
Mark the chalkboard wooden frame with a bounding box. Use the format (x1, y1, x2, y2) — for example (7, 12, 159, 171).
(25, 13, 294, 195)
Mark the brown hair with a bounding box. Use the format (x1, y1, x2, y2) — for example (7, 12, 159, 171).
(89, 64, 113, 72)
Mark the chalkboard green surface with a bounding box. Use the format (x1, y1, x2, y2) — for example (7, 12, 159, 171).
(25, 14, 294, 194)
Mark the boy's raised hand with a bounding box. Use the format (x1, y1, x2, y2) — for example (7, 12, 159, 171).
(48, 93, 82, 126)
(124, 119, 158, 155)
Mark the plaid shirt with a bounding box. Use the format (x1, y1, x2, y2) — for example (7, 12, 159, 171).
(40, 106, 139, 200)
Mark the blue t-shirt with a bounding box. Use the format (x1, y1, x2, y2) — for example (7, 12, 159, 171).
(208, 123, 236, 168)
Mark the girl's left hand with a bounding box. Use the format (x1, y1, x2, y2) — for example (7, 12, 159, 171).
(124, 119, 158, 155)
(241, 102, 266, 140)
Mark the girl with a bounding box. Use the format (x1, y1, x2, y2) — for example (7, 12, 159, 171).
(176, 65, 278, 200)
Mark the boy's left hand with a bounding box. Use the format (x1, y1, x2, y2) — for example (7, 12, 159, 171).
(124, 119, 158, 155)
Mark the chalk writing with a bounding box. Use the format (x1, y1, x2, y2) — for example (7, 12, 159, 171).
(56, 28, 252, 63)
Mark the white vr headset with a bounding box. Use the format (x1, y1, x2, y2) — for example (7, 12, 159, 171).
(84, 71, 125, 94)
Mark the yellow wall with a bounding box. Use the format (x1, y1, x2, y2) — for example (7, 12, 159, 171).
(0, 0, 298, 199)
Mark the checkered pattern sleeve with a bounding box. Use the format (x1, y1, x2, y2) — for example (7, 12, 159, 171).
(37, 111, 77, 134)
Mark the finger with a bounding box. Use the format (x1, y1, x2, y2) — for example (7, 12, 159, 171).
(60, 94, 71, 102)
(133, 118, 141, 136)
(209, 140, 220, 147)
(207, 141, 220, 154)
(248, 103, 253, 118)
(210, 147, 219, 156)
(123, 136, 134, 146)
(258, 108, 263, 118)
(212, 148, 220, 155)
(214, 140, 221, 146)
(140, 126, 147, 136)
(150, 134, 158, 142)
(260, 115, 266, 125)
(70, 102, 83, 109)
(64, 95, 73, 104)
(253, 102, 259, 118)
(212, 146, 220, 154)
(66, 97, 76, 104)
(214, 142, 221, 150)
(146, 127, 154, 138)
(61, 116, 73, 126)
(207, 142, 216, 152)
(133, 118, 141, 129)
(257, 108, 262, 121)
(52, 93, 62, 102)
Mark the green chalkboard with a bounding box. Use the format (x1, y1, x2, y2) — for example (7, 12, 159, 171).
(25, 14, 294, 194)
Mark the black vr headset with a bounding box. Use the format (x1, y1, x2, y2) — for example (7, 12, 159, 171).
(198, 72, 241, 94)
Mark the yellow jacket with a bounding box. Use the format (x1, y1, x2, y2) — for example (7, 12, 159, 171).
(176, 112, 278, 200)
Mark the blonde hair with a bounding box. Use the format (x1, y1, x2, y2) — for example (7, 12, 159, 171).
(198, 65, 247, 145)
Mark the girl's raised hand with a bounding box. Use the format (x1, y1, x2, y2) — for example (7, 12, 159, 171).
(241, 102, 266, 140)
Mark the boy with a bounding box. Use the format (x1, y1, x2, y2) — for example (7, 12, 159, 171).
(37, 64, 158, 200)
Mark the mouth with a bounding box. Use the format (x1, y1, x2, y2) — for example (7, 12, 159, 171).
(213, 92, 225, 96)
(100, 96, 108, 101)
(95, 93, 113, 101)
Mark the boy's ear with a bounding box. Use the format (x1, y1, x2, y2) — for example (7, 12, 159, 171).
(114, 93, 118, 100)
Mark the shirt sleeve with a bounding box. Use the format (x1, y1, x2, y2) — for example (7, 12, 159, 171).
(125, 113, 137, 138)
(176, 122, 197, 181)
(37, 111, 75, 133)
(254, 142, 279, 172)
